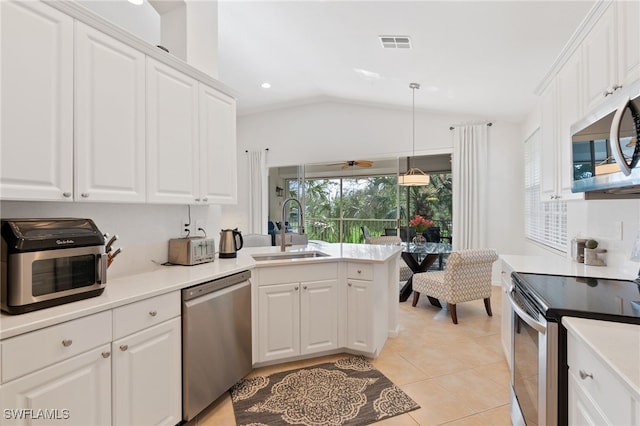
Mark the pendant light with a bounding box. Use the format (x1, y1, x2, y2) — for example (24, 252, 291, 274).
(398, 83, 430, 186)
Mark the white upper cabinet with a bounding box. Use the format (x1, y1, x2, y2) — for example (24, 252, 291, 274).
(1, 1, 237, 205)
(75, 22, 146, 203)
(581, 1, 639, 112)
(199, 85, 238, 204)
(0, 1, 74, 201)
(582, 3, 618, 111)
(146, 58, 200, 204)
(556, 50, 583, 200)
(616, 0, 640, 90)
(540, 84, 558, 200)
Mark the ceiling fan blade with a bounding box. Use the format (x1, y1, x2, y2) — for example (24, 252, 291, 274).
(355, 160, 373, 167)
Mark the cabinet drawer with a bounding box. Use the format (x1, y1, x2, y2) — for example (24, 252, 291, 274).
(347, 263, 373, 281)
(258, 263, 338, 286)
(567, 332, 634, 425)
(1, 310, 112, 383)
(113, 291, 180, 339)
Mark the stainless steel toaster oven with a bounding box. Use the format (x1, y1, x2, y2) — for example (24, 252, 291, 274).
(1, 218, 107, 314)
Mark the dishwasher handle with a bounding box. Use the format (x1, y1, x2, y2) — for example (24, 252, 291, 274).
(182, 270, 251, 301)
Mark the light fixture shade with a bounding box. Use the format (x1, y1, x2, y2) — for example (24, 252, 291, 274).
(398, 167, 430, 186)
(399, 82, 430, 187)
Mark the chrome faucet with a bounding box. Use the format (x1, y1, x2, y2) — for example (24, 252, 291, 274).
(281, 197, 305, 252)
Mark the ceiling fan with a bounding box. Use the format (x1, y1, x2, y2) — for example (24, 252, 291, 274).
(326, 160, 374, 169)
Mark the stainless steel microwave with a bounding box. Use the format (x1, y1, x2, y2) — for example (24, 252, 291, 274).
(571, 80, 640, 199)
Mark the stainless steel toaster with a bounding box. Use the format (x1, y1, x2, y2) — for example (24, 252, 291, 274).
(168, 237, 216, 265)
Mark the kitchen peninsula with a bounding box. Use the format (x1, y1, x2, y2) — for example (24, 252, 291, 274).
(0, 242, 401, 425)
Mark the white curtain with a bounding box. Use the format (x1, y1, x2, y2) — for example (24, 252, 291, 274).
(452, 124, 489, 250)
(247, 150, 267, 234)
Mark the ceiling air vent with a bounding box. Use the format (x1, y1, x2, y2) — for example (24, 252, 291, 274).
(379, 35, 411, 49)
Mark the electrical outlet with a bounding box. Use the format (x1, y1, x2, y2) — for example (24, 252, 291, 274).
(195, 220, 205, 237)
(180, 218, 191, 237)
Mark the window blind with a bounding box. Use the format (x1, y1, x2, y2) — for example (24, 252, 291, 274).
(524, 133, 567, 252)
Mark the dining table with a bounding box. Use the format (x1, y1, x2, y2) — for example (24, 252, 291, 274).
(399, 241, 452, 303)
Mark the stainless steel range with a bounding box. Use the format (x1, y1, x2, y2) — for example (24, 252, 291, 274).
(508, 272, 640, 425)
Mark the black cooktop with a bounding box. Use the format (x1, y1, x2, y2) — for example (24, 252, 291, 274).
(512, 272, 640, 324)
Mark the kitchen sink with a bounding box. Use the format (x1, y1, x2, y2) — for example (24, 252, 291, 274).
(251, 251, 331, 261)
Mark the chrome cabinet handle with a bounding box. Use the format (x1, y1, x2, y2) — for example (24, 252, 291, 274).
(202, 198, 208, 202)
(294, 286, 299, 291)
(62, 339, 73, 347)
(81, 193, 89, 198)
(579, 370, 593, 380)
(102, 351, 111, 358)
(149, 310, 157, 317)
(195, 198, 201, 202)
(303, 285, 307, 290)
(120, 345, 128, 351)
(357, 270, 362, 274)
(62, 192, 72, 198)
(348, 282, 352, 287)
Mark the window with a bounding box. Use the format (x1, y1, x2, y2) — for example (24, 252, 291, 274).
(524, 130, 567, 252)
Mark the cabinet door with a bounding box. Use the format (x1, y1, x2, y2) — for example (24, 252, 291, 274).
(199, 84, 238, 204)
(617, 0, 640, 87)
(147, 58, 200, 204)
(0, 1, 73, 201)
(300, 279, 338, 355)
(346, 279, 373, 352)
(540, 84, 558, 200)
(112, 318, 181, 426)
(500, 268, 513, 368)
(556, 50, 583, 200)
(0, 345, 111, 426)
(568, 371, 610, 426)
(75, 22, 146, 203)
(582, 3, 618, 111)
(258, 283, 300, 362)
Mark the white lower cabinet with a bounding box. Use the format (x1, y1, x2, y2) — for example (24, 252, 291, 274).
(346, 278, 373, 352)
(112, 317, 181, 426)
(258, 278, 338, 363)
(500, 261, 514, 368)
(567, 327, 639, 425)
(345, 263, 387, 355)
(0, 292, 181, 426)
(255, 263, 339, 363)
(0, 311, 113, 426)
(0, 345, 112, 425)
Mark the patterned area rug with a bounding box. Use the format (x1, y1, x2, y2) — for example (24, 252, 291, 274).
(230, 356, 419, 426)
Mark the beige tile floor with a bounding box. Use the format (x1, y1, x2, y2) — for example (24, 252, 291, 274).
(189, 286, 511, 426)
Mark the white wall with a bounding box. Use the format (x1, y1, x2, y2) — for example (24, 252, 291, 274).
(0, 201, 221, 279)
(222, 100, 527, 258)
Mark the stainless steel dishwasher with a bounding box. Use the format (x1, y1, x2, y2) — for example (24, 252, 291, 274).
(182, 270, 252, 421)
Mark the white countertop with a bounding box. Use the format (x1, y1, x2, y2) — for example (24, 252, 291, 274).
(501, 254, 639, 281)
(563, 317, 640, 402)
(0, 242, 401, 339)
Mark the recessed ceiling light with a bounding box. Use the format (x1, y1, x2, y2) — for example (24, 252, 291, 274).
(261, 82, 271, 89)
(128, 0, 143, 5)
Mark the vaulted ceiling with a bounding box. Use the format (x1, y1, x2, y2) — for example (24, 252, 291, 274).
(218, 1, 595, 122)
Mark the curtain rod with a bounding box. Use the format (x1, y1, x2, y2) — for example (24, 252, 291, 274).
(449, 122, 492, 130)
(244, 148, 269, 153)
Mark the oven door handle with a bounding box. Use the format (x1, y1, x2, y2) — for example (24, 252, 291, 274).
(507, 286, 546, 333)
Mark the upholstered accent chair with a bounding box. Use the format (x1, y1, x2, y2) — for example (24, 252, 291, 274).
(365, 236, 412, 282)
(411, 248, 498, 324)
